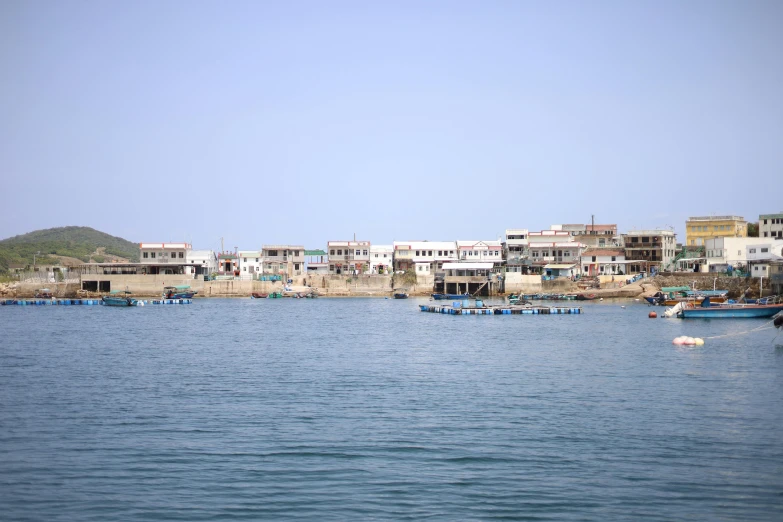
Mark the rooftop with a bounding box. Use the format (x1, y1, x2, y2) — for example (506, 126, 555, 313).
(686, 215, 745, 222)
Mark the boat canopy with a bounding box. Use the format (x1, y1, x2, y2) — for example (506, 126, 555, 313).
(661, 286, 690, 292)
(164, 285, 192, 290)
(109, 290, 133, 294)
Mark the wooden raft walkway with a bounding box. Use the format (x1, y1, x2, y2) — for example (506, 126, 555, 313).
(419, 304, 582, 315)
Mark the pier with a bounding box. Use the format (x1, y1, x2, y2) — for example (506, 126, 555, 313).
(1, 298, 192, 306)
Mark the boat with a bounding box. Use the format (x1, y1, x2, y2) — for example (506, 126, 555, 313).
(394, 291, 409, 299)
(268, 291, 283, 298)
(34, 288, 53, 298)
(102, 290, 137, 307)
(645, 291, 727, 306)
(678, 296, 783, 318)
(163, 285, 197, 299)
(251, 292, 268, 299)
(575, 293, 597, 301)
(431, 293, 472, 300)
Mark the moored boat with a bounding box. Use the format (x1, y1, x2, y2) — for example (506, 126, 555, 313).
(678, 297, 783, 318)
(102, 290, 137, 307)
(251, 292, 268, 299)
(575, 293, 597, 301)
(34, 288, 53, 298)
(394, 291, 409, 299)
(431, 293, 472, 300)
(163, 285, 197, 299)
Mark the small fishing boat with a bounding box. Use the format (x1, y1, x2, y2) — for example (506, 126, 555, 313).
(645, 291, 727, 306)
(251, 292, 268, 299)
(575, 293, 597, 301)
(102, 290, 137, 307)
(678, 296, 783, 318)
(34, 288, 53, 298)
(163, 285, 197, 299)
(431, 293, 471, 300)
(394, 291, 409, 299)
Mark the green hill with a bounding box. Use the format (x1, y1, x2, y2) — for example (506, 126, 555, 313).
(0, 226, 139, 272)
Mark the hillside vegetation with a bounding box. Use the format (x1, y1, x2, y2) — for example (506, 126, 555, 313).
(0, 226, 139, 272)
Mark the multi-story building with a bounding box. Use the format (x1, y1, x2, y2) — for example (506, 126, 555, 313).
(622, 230, 676, 273)
(559, 223, 621, 248)
(704, 237, 761, 272)
(759, 212, 783, 240)
(327, 241, 370, 274)
(140, 242, 191, 264)
(261, 245, 304, 277)
(238, 250, 263, 276)
(393, 241, 458, 275)
(456, 240, 503, 265)
(369, 245, 393, 274)
(685, 215, 746, 246)
(504, 229, 529, 272)
(746, 242, 783, 280)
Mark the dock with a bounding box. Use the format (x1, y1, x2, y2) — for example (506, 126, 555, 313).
(420, 304, 582, 315)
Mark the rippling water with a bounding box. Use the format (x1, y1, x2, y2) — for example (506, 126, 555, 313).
(1, 298, 782, 520)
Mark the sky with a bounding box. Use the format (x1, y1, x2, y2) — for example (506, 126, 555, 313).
(1, 0, 781, 252)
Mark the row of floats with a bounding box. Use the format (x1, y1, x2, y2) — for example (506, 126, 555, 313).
(420, 300, 582, 316)
(1, 298, 193, 306)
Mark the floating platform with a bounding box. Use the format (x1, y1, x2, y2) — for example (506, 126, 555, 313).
(1, 299, 102, 306)
(420, 304, 582, 315)
(1, 298, 193, 306)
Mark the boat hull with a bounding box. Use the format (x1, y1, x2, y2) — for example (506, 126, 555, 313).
(431, 293, 471, 300)
(101, 296, 137, 307)
(679, 303, 783, 318)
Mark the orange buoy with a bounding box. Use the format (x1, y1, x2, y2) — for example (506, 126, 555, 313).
(649, 311, 657, 318)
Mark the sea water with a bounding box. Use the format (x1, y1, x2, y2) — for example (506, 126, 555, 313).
(1, 298, 782, 520)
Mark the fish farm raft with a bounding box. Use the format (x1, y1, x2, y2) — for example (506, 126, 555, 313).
(419, 301, 582, 316)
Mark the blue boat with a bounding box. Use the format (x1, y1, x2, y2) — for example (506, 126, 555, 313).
(678, 297, 783, 318)
(431, 293, 472, 300)
(102, 290, 138, 307)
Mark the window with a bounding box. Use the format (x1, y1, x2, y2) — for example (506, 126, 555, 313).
(143, 252, 148, 258)
(611, 256, 616, 261)
(592, 256, 596, 262)
(151, 252, 156, 258)
(764, 219, 768, 224)
(374, 253, 378, 258)
(438, 250, 442, 256)
(268, 250, 278, 256)
(363, 250, 368, 256)
(243, 267, 246, 272)
(330, 249, 335, 255)
(355, 250, 360, 255)
(244, 258, 247, 263)
(416, 250, 420, 256)
(754, 266, 758, 271)
(330, 265, 334, 271)
(256, 258, 259, 262)
(762, 248, 769, 253)
(764, 232, 768, 237)
(337, 250, 342, 255)
(428, 251, 433, 256)
(294, 263, 300, 270)
(750, 248, 756, 253)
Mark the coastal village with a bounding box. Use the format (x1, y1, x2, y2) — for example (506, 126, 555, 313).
(2, 213, 783, 300)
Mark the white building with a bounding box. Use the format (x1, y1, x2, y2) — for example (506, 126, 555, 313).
(139, 242, 191, 263)
(393, 241, 459, 273)
(759, 212, 783, 240)
(369, 245, 393, 274)
(186, 249, 218, 276)
(581, 249, 627, 277)
(457, 240, 503, 266)
(238, 250, 263, 276)
(746, 242, 783, 280)
(704, 237, 766, 272)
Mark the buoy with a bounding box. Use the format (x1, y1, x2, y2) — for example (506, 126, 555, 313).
(672, 336, 685, 345)
(649, 311, 657, 318)
(621, 305, 626, 309)
(695, 338, 704, 345)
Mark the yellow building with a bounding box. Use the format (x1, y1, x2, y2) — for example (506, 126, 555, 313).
(685, 215, 747, 246)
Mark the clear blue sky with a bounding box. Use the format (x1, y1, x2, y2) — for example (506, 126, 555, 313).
(1, 1, 781, 252)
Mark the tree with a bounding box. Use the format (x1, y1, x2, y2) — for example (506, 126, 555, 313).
(747, 222, 759, 237)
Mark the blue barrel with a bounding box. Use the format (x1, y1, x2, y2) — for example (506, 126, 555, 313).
(476, 300, 483, 307)
(462, 300, 470, 308)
